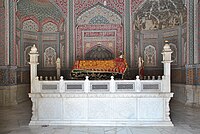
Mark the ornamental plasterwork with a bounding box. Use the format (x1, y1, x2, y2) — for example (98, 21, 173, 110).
(144, 45, 156, 66)
(22, 20, 39, 32)
(169, 43, 177, 65)
(18, 0, 63, 22)
(44, 47, 56, 67)
(74, 0, 124, 17)
(24, 46, 32, 66)
(77, 5, 121, 25)
(134, 0, 186, 30)
(42, 22, 58, 32)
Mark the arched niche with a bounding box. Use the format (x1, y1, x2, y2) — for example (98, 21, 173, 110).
(42, 22, 58, 33)
(169, 43, 177, 65)
(44, 47, 56, 67)
(76, 4, 123, 60)
(22, 19, 39, 32)
(144, 45, 156, 66)
(24, 46, 32, 66)
(85, 45, 114, 60)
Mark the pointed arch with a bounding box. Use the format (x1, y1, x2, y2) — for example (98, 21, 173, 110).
(42, 21, 58, 33)
(22, 19, 39, 32)
(77, 4, 122, 25)
(144, 45, 156, 66)
(21, 16, 39, 32)
(169, 43, 177, 65)
(41, 18, 59, 27)
(44, 47, 56, 67)
(85, 45, 114, 60)
(24, 46, 32, 66)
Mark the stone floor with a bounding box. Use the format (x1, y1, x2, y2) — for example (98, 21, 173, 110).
(0, 99, 200, 134)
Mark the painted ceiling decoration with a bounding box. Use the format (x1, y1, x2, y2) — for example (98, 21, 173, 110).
(17, 0, 63, 22)
(74, 0, 124, 17)
(51, 0, 68, 17)
(131, 0, 145, 13)
(134, 0, 187, 30)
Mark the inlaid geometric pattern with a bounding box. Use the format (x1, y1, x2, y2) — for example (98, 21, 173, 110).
(0, 6, 5, 66)
(76, 25, 123, 60)
(197, 67, 200, 85)
(18, 0, 63, 22)
(185, 65, 200, 85)
(22, 20, 39, 32)
(131, 0, 144, 13)
(199, 3, 200, 62)
(74, 0, 125, 17)
(44, 47, 56, 67)
(77, 5, 122, 25)
(42, 22, 58, 32)
(171, 68, 186, 84)
(89, 15, 109, 24)
(186, 66, 195, 85)
(144, 45, 156, 66)
(0, 68, 17, 86)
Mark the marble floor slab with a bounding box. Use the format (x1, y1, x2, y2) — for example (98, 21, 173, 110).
(0, 99, 200, 134)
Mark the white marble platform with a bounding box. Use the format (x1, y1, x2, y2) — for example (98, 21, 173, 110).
(1, 100, 200, 134)
(28, 43, 174, 126)
(29, 92, 173, 126)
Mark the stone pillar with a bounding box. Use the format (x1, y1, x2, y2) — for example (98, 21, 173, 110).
(56, 58, 61, 80)
(194, 0, 199, 64)
(4, 0, 17, 65)
(125, 0, 131, 66)
(68, 0, 74, 67)
(29, 45, 39, 93)
(186, 0, 194, 64)
(161, 41, 173, 92)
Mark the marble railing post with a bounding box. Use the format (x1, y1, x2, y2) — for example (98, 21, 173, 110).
(29, 45, 39, 93)
(59, 76, 65, 93)
(84, 76, 90, 93)
(110, 76, 115, 92)
(161, 41, 173, 92)
(56, 58, 61, 80)
(135, 76, 141, 92)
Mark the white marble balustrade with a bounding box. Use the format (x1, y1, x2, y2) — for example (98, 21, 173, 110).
(28, 42, 174, 126)
(29, 75, 173, 126)
(31, 75, 165, 93)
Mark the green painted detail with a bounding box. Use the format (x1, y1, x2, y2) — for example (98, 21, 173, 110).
(63, 33, 66, 68)
(38, 32, 42, 68)
(69, 0, 73, 67)
(178, 26, 182, 65)
(20, 29, 23, 66)
(9, 1, 15, 65)
(125, 0, 130, 67)
(189, 0, 194, 64)
(57, 33, 60, 58)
